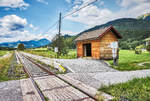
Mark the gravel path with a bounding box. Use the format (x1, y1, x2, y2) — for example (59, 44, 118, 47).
(0, 80, 23, 101)
(21, 52, 117, 73)
(55, 58, 117, 73)
(65, 69, 150, 89)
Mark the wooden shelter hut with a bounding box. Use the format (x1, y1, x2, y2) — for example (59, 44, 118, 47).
(75, 26, 122, 59)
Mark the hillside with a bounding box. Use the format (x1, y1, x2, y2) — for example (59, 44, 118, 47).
(77, 14, 150, 49)
(0, 38, 51, 48)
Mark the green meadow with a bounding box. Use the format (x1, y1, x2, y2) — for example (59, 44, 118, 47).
(100, 50, 150, 100)
(24, 48, 77, 59)
(108, 50, 150, 71)
(99, 77, 150, 101)
(0, 50, 9, 57)
(0, 52, 26, 82)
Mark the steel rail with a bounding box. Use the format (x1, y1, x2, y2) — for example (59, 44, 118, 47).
(20, 52, 97, 101)
(16, 52, 46, 101)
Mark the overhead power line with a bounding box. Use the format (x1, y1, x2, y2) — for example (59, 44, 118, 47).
(62, 0, 97, 19)
(44, 0, 98, 34)
(42, 21, 58, 34)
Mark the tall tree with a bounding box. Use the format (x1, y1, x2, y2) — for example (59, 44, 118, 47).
(51, 34, 68, 55)
(17, 43, 25, 50)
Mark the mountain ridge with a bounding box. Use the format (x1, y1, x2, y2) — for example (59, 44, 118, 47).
(76, 13, 150, 49)
(0, 38, 51, 48)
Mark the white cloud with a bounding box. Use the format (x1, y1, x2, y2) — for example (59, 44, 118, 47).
(65, 0, 150, 28)
(0, 29, 52, 43)
(0, 15, 28, 43)
(29, 24, 38, 31)
(115, 0, 150, 18)
(37, 0, 48, 5)
(0, 15, 75, 43)
(65, 0, 111, 27)
(75, 0, 96, 5)
(0, 15, 45, 43)
(61, 30, 78, 36)
(0, 15, 27, 31)
(65, 0, 72, 3)
(119, 0, 150, 7)
(66, 4, 113, 27)
(0, 0, 29, 9)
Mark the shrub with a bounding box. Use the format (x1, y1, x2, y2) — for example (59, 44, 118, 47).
(135, 45, 144, 54)
(17, 43, 25, 50)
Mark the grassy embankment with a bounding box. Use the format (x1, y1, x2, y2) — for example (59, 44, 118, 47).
(108, 50, 150, 71)
(100, 50, 150, 100)
(24, 48, 77, 59)
(0, 52, 26, 82)
(99, 77, 150, 101)
(0, 50, 10, 57)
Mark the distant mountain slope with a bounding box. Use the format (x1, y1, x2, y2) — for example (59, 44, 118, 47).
(77, 14, 150, 49)
(79, 18, 150, 35)
(0, 38, 51, 48)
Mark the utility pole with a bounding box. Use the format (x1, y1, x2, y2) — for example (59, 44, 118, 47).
(58, 12, 61, 57)
(59, 12, 61, 37)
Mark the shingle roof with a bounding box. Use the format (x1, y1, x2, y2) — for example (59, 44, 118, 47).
(75, 26, 122, 42)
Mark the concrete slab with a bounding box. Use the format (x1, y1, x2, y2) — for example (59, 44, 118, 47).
(0, 80, 23, 101)
(34, 76, 95, 101)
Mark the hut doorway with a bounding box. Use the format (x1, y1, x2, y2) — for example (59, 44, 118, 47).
(83, 43, 91, 57)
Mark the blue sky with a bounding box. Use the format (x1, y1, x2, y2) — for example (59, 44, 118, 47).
(0, 0, 150, 43)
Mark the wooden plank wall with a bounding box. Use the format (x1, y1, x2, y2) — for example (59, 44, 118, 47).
(77, 39, 100, 59)
(76, 31, 119, 60)
(91, 39, 100, 59)
(100, 31, 118, 59)
(77, 42, 83, 58)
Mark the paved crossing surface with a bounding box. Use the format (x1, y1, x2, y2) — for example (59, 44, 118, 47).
(0, 80, 23, 101)
(14, 52, 98, 101)
(34, 76, 95, 101)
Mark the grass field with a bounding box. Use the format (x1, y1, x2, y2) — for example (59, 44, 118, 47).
(108, 50, 150, 71)
(0, 50, 10, 57)
(25, 49, 150, 70)
(0, 53, 26, 82)
(99, 77, 150, 101)
(24, 48, 77, 59)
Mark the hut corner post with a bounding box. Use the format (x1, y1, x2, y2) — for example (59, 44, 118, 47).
(113, 57, 118, 66)
(113, 48, 119, 66)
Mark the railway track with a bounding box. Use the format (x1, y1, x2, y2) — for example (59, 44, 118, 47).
(16, 52, 49, 78)
(16, 51, 97, 101)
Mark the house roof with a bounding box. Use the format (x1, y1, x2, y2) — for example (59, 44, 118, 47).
(75, 26, 122, 42)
